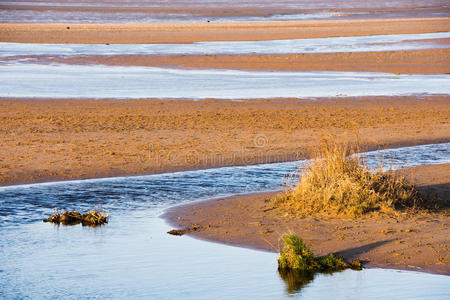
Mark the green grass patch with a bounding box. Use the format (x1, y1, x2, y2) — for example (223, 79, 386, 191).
(278, 234, 351, 273)
(277, 234, 362, 292)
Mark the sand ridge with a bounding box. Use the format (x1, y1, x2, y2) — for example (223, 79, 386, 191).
(1, 18, 449, 43)
(1, 96, 449, 186)
(24, 48, 449, 75)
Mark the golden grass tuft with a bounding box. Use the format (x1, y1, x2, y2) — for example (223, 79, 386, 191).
(275, 139, 424, 217)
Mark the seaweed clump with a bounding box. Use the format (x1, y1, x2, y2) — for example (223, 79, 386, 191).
(167, 224, 201, 236)
(43, 209, 61, 223)
(60, 211, 82, 225)
(81, 210, 109, 226)
(43, 209, 108, 226)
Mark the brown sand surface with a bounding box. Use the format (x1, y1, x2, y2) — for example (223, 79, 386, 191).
(30, 48, 450, 75)
(1, 96, 449, 186)
(1, 18, 449, 44)
(164, 164, 450, 275)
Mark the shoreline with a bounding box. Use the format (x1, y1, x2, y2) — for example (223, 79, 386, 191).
(1, 140, 448, 189)
(163, 164, 450, 275)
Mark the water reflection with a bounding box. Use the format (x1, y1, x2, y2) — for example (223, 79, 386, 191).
(278, 269, 316, 294)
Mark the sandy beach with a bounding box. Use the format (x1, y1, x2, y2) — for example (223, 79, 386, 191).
(164, 163, 450, 275)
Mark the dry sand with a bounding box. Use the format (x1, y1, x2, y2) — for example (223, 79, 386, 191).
(1, 96, 449, 186)
(164, 164, 450, 275)
(1, 18, 449, 44)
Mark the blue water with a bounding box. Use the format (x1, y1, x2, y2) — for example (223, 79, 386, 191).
(0, 143, 449, 299)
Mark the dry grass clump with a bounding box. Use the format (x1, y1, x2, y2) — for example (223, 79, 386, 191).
(275, 140, 424, 217)
(44, 209, 109, 226)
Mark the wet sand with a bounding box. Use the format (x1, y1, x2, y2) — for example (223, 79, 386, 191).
(1, 96, 449, 186)
(33, 48, 450, 75)
(1, 18, 449, 44)
(164, 164, 450, 275)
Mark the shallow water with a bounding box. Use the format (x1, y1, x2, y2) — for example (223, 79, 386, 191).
(2, 0, 444, 9)
(2, 212, 449, 299)
(0, 143, 449, 298)
(0, 9, 354, 23)
(1, 64, 449, 99)
(1, 0, 447, 23)
(1, 9, 448, 23)
(2, 0, 446, 10)
(1, 32, 449, 57)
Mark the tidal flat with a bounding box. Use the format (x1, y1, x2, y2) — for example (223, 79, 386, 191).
(1, 1, 449, 297)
